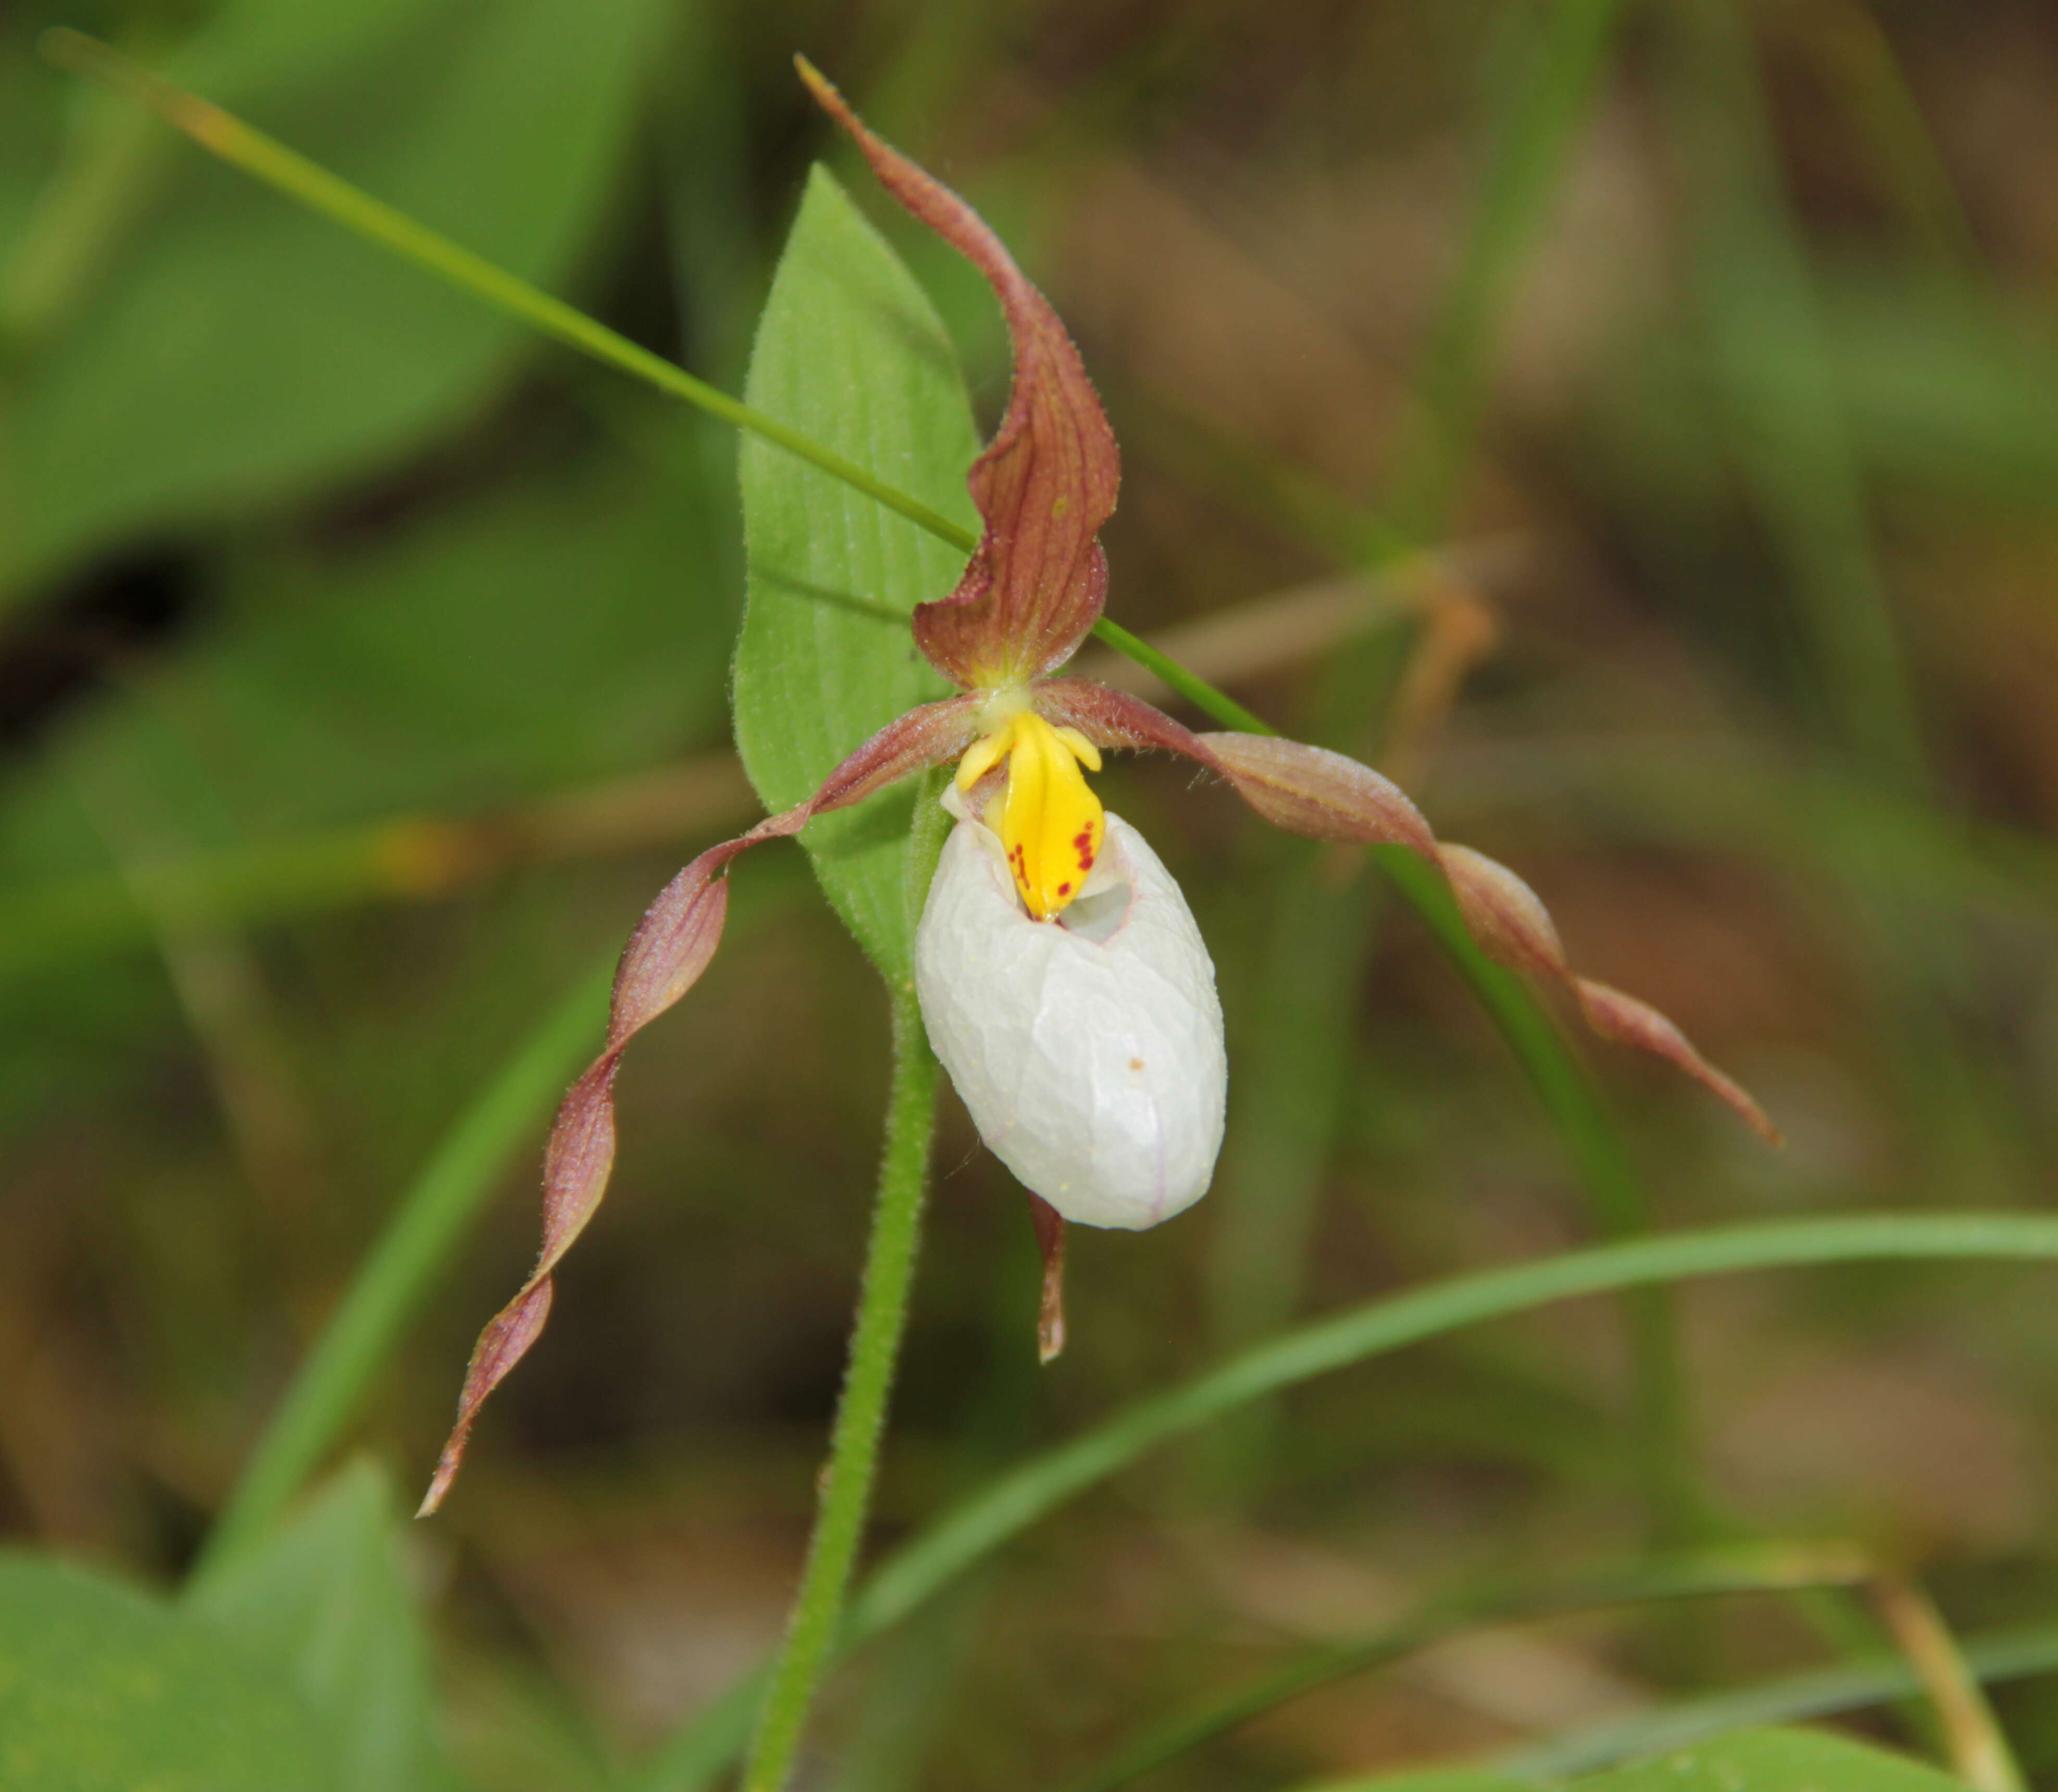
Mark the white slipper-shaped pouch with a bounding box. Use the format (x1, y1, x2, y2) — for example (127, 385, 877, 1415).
(915, 786, 1227, 1230)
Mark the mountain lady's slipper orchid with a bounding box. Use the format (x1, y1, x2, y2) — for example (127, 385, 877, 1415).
(418, 62, 1777, 1513)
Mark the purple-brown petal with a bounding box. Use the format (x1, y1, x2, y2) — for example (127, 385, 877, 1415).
(800, 60, 1119, 688)
(1029, 677, 1213, 758)
(1028, 1193, 1068, 1365)
(1033, 679, 1437, 856)
(1031, 679, 1777, 1142)
(1193, 731, 1438, 857)
(1437, 845, 1783, 1145)
(418, 697, 981, 1515)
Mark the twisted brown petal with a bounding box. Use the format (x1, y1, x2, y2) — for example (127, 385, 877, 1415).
(419, 697, 982, 1515)
(800, 59, 1119, 688)
(1033, 679, 1777, 1144)
(1436, 845, 1781, 1144)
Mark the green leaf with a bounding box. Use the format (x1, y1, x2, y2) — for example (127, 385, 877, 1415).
(5, 0, 670, 600)
(186, 1461, 455, 1792)
(0, 1551, 336, 1790)
(1577, 1726, 1968, 1790)
(735, 165, 978, 977)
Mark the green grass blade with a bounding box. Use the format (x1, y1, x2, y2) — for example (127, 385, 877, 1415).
(1058, 1546, 1868, 1792)
(1371, 848, 1695, 1536)
(1502, 1621, 2058, 1781)
(37, 29, 978, 560)
(639, 1212, 2058, 1789)
(1663, 1, 1924, 786)
(849, 1213, 2058, 1644)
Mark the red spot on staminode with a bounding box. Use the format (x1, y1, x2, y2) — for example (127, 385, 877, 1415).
(1057, 882, 1071, 897)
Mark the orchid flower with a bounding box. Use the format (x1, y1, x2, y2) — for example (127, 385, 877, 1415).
(417, 65, 1776, 1515)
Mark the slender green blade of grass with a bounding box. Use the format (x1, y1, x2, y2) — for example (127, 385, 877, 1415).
(1088, 616, 1273, 733)
(1662, 0, 2023, 1230)
(1501, 1622, 2058, 1781)
(37, 28, 979, 561)
(1057, 1545, 1869, 1792)
(849, 1213, 2058, 1642)
(1376, 849, 1697, 1545)
(638, 1212, 2058, 1790)
(1392, 0, 1700, 1526)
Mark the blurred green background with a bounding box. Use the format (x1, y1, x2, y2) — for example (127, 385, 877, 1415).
(3, 0, 2058, 1785)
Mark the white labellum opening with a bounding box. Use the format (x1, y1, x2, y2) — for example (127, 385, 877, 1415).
(915, 794, 1227, 1230)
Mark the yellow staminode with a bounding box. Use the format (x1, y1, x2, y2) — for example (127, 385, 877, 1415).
(956, 711, 1105, 920)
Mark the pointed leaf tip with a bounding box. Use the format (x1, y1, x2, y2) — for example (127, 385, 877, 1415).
(802, 63, 1119, 686)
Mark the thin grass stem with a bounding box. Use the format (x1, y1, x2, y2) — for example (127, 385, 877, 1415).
(1057, 1542, 1870, 1792)
(38, 29, 979, 559)
(1385, 0, 1630, 535)
(637, 1211, 2058, 1790)
(1870, 1576, 2028, 1792)
(1498, 1620, 2058, 1781)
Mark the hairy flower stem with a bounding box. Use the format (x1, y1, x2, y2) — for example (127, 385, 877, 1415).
(744, 783, 949, 1792)
(743, 987, 939, 1791)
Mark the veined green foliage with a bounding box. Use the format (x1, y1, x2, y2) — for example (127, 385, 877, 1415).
(736, 167, 979, 978)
